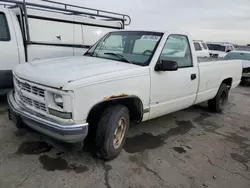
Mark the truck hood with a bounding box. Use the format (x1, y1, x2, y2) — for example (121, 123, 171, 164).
(14, 56, 139, 89)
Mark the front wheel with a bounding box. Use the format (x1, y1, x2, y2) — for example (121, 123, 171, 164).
(95, 105, 129, 160)
(208, 83, 229, 113)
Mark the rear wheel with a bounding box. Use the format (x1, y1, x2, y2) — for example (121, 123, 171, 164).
(208, 83, 229, 113)
(95, 105, 129, 160)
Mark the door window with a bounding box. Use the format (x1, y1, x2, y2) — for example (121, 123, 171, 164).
(194, 42, 202, 51)
(201, 42, 208, 50)
(159, 35, 192, 68)
(229, 46, 234, 51)
(226, 46, 231, 52)
(0, 12, 10, 41)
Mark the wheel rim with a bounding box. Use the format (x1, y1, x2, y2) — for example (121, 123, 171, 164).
(219, 91, 227, 108)
(113, 117, 127, 149)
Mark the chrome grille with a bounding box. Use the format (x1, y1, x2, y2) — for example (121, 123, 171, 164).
(17, 89, 46, 112)
(33, 100, 46, 111)
(14, 77, 47, 112)
(19, 93, 32, 106)
(15, 78, 45, 97)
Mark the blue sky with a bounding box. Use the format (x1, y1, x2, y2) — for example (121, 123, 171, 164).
(31, 0, 250, 44)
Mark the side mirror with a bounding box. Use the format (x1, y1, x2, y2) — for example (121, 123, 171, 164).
(226, 50, 231, 53)
(155, 60, 178, 71)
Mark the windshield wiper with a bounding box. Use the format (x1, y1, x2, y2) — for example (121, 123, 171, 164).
(104, 52, 133, 64)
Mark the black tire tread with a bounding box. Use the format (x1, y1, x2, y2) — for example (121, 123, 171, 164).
(95, 105, 129, 160)
(208, 83, 228, 113)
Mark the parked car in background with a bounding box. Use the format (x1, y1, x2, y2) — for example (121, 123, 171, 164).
(224, 51, 250, 84)
(207, 42, 235, 58)
(235, 45, 250, 52)
(193, 40, 210, 57)
(8, 30, 242, 160)
(0, 0, 131, 94)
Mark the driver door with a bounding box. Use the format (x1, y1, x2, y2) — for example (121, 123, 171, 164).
(149, 34, 199, 119)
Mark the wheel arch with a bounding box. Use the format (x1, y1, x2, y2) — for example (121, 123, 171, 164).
(222, 77, 233, 89)
(87, 95, 144, 126)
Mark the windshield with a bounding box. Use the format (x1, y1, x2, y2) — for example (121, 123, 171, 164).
(84, 31, 163, 66)
(207, 44, 225, 52)
(224, 52, 250, 61)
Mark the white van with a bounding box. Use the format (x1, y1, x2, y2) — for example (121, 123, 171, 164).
(0, 0, 131, 94)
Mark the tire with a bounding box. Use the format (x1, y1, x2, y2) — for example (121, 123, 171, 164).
(208, 83, 229, 113)
(95, 105, 129, 160)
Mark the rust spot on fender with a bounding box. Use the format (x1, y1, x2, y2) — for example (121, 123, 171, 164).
(104, 93, 129, 100)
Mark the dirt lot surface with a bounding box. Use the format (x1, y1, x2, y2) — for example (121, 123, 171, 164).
(0, 86, 250, 188)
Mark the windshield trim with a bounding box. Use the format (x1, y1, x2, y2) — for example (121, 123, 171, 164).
(84, 31, 164, 67)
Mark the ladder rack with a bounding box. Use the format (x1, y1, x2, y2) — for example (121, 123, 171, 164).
(41, 0, 131, 24)
(0, 0, 131, 25)
(0, 0, 131, 42)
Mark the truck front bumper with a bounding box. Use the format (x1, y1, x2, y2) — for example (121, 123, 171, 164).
(7, 91, 88, 143)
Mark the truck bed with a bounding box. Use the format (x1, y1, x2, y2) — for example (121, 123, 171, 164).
(195, 58, 242, 104)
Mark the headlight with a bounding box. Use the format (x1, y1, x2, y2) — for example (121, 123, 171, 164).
(53, 94, 63, 108)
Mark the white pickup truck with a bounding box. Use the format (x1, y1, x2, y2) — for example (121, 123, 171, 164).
(8, 30, 242, 160)
(0, 0, 130, 94)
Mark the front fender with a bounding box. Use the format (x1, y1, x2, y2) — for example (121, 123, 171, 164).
(71, 74, 150, 122)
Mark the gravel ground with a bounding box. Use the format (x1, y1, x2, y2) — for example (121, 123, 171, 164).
(0, 86, 249, 188)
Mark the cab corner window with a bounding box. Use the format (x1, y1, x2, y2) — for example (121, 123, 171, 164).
(0, 12, 10, 41)
(159, 35, 192, 68)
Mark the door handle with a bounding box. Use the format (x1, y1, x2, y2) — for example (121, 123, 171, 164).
(56, 35, 61, 40)
(191, 74, 197, 80)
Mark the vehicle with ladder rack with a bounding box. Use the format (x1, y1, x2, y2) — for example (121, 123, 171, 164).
(0, 0, 131, 94)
